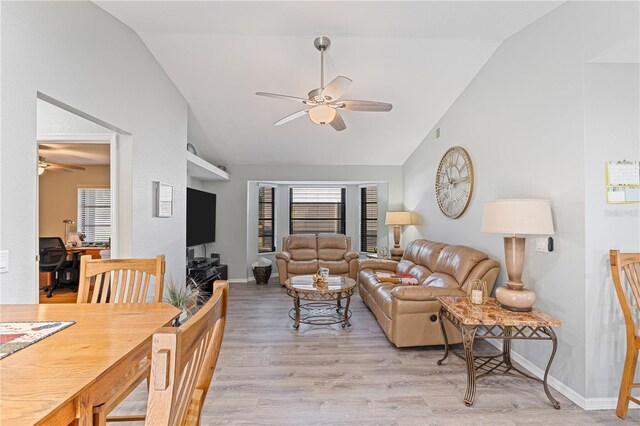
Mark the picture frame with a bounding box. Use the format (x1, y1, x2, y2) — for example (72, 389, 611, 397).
(154, 181, 173, 217)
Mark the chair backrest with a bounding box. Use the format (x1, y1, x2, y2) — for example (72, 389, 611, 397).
(39, 237, 67, 271)
(77, 255, 165, 304)
(145, 281, 228, 426)
(610, 250, 640, 342)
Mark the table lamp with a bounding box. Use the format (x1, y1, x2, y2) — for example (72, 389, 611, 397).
(385, 211, 412, 258)
(481, 199, 554, 311)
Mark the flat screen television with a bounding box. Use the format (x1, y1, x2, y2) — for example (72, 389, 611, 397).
(187, 188, 216, 247)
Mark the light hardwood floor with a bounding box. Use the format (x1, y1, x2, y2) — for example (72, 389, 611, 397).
(113, 280, 638, 425)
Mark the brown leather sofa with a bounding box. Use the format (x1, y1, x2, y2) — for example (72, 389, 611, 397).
(358, 239, 500, 347)
(276, 234, 359, 284)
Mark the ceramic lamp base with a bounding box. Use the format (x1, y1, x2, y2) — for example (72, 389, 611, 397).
(495, 285, 536, 312)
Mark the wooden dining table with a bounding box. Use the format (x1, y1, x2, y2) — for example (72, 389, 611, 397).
(0, 303, 180, 425)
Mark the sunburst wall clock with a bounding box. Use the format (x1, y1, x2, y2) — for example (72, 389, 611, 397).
(435, 146, 474, 219)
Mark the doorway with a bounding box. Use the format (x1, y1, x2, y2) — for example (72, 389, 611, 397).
(36, 97, 123, 302)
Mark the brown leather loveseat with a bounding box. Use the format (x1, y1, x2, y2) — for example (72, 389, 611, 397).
(276, 234, 359, 284)
(358, 239, 500, 347)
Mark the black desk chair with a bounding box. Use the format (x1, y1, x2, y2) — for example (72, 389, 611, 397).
(39, 237, 80, 298)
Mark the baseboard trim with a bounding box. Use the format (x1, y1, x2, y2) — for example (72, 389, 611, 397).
(486, 340, 587, 408)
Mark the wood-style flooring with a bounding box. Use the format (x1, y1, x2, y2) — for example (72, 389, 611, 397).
(109, 280, 636, 425)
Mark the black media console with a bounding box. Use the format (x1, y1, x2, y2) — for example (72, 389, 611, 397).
(187, 257, 228, 296)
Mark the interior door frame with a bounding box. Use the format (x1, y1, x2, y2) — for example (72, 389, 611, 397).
(36, 133, 119, 292)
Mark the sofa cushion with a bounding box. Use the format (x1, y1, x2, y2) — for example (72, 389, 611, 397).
(318, 234, 349, 261)
(288, 234, 317, 250)
(409, 265, 431, 284)
(434, 245, 489, 285)
(318, 249, 346, 261)
(415, 241, 447, 271)
(423, 272, 458, 288)
(372, 283, 396, 318)
(319, 260, 349, 274)
(288, 259, 318, 274)
(396, 260, 416, 275)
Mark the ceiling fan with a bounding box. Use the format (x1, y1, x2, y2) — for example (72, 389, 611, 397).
(256, 36, 392, 131)
(38, 156, 85, 175)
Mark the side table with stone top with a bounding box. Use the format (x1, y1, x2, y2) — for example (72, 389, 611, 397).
(437, 296, 561, 409)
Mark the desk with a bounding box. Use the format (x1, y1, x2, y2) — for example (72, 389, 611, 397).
(67, 247, 106, 260)
(0, 303, 180, 425)
(437, 296, 561, 409)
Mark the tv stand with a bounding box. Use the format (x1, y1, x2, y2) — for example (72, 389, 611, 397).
(186, 260, 227, 296)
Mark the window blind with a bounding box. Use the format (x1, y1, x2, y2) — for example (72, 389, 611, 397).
(360, 186, 378, 253)
(290, 187, 346, 235)
(258, 186, 276, 253)
(77, 188, 111, 243)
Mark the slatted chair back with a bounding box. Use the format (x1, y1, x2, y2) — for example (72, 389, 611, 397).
(77, 255, 165, 304)
(145, 281, 228, 426)
(609, 250, 640, 418)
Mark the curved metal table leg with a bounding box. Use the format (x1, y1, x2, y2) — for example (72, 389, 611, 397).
(543, 327, 561, 409)
(342, 292, 351, 328)
(462, 325, 478, 406)
(437, 307, 450, 365)
(293, 294, 301, 329)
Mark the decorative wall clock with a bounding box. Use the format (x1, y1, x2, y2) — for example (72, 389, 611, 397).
(435, 146, 474, 219)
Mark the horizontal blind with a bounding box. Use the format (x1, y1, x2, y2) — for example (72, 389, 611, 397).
(258, 186, 275, 253)
(290, 187, 345, 235)
(360, 186, 378, 253)
(77, 188, 111, 243)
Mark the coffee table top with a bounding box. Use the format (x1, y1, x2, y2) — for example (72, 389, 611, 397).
(285, 275, 356, 295)
(438, 296, 561, 327)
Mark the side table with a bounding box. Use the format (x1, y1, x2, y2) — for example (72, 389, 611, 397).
(437, 296, 561, 409)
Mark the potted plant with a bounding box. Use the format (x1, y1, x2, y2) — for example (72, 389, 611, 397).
(163, 276, 208, 325)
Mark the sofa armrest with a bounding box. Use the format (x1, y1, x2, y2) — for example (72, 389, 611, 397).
(358, 259, 398, 272)
(391, 286, 466, 301)
(275, 251, 291, 262)
(344, 251, 359, 262)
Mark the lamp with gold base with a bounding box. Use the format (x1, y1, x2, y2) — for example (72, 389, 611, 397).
(385, 211, 412, 259)
(481, 199, 554, 312)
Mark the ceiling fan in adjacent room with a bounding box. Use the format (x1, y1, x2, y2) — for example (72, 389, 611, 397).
(38, 156, 85, 175)
(256, 36, 392, 132)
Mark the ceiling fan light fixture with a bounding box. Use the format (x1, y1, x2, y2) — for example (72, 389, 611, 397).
(38, 165, 45, 175)
(308, 104, 336, 125)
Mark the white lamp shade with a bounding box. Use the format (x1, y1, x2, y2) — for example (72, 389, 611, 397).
(308, 105, 336, 124)
(481, 199, 554, 235)
(385, 211, 412, 225)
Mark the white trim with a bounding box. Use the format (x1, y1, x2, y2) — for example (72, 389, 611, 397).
(486, 340, 639, 410)
(228, 278, 249, 284)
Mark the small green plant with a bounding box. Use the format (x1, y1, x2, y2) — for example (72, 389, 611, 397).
(163, 276, 208, 318)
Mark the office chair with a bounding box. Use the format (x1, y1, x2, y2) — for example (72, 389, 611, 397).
(39, 237, 79, 297)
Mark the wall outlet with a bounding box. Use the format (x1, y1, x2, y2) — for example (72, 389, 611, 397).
(0, 250, 8, 273)
(536, 237, 553, 253)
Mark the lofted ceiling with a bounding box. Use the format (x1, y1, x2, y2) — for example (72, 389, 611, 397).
(39, 144, 111, 166)
(95, 1, 561, 166)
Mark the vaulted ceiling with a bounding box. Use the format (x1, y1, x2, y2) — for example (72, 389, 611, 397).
(95, 1, 561, 165)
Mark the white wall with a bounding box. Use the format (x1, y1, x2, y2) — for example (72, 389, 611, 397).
(402, 1, 638, 401)
(584, 63, 640, 399)
(202, 165, 403, 280)
(0, 1, 188, 303)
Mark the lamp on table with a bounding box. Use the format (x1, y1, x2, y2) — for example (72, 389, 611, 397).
(385, 211, 412, 259)
(481, 199, 554, 312)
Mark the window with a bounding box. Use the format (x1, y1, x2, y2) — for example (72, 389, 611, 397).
(360, 186, 378, 253)
(290, 187, 346, 235)
(77, 188, 111, 243)
(258, 186, 275, 253)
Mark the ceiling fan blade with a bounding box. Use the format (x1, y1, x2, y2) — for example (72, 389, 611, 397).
(256, 92, 308, 104)
(337, 100, 392, 112)
(47, 164, 86, 172)
(321, 76, 352, 101)
(329, 111, 346, 132)
(273, 109, 309, 126)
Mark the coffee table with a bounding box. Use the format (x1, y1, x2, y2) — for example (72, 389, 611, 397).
(284, 275, 355, 329)
(437, 296, 561, 408)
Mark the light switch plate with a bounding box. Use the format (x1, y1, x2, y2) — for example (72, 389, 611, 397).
(0, 250, 8, 273)
(535, 238, 549, 253)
